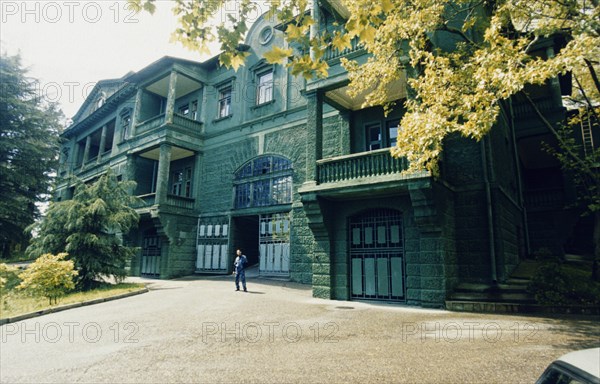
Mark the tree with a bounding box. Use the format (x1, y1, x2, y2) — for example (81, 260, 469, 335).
(0, 53, 63, 259)
(17, 253, 77, 305)
(27, 170, 140, 290)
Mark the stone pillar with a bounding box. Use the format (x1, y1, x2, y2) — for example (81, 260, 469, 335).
(305, 91, 323, 185)
(155, 144, 172, 205)
(97, 125, 107, 162)
(125, 155, 137, 194)
(165, 71, 178, 125)
(81, 136, 91, 170)
(193, 152, 203, 210)
(339, 110, 351, 154)
(302, 192, 332, 299)
(408, 180, 447, 308)
(545, 46, 563, 106)
(130, 88, 143, 137)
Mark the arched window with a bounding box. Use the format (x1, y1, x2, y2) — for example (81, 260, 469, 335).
(234, 155, 292, 209)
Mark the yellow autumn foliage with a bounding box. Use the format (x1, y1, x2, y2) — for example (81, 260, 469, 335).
(17, 253, 78, 305)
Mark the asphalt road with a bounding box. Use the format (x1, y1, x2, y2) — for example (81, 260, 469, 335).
(1, 274, 599, 384)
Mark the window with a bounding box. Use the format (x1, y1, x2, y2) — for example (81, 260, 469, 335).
(171, 167, 192, 197)
(256, 70, 273, 105)
(97, 97, 104, 108)
(367, 123, 382, 151)
(259, 26, 274, 45)
(218, 87, 232, 118)
(234, 155, 292, 209)
(366, 119, 400, 151)
(120, 113, 131, 141)
(387, 119, 399, 148)
(178, 105, 190, 116)
(190, 101, 198, 120)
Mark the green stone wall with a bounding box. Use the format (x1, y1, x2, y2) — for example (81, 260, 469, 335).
(323, 193, 452, 308)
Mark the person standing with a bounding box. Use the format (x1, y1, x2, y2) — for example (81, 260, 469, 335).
(233, 249, 248, 292)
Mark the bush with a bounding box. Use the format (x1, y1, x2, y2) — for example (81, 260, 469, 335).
(528, 261, 600, 306)
(17, 253, 78, 305)
(0, 263, 21, 291)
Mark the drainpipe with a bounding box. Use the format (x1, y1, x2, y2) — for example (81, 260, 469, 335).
(481, 137, 498, 284)
(507, 98, 531, 256)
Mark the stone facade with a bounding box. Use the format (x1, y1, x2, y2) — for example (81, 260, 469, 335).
(56, 9, 596, 308)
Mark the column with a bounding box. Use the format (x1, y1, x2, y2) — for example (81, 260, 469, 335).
(193, 152, 203, 210)
(165, 71, 178, 125)
(305, 90, 323, 185)
(130, 88, 144, 137)
(339, 110, 351, 154)
(545, 46, 563, 106)
(81, 136, 91, 170)
(155, 143, 172, 205)
(97, 125, 107, 162)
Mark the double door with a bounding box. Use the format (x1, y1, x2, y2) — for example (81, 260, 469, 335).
(349, 209, 405, 301)
(259, 213, 290, 276)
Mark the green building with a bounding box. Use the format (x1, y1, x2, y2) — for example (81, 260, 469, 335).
(56, 8, 597, 308)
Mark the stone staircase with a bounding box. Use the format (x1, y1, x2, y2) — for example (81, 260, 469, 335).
(445, 260, 539, 313)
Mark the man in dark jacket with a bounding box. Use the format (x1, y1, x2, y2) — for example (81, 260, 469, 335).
(233, 249, 248, 292)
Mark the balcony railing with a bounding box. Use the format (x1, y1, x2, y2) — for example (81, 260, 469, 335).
(133, 192, 195, 211)
(513, 98, 559, 120)
(317, 148, 408, 184)
(173, 113, 203, 132)
(166, 194, 195, 210)
(323, 36, 362, 62)
(133, 193, 157, 209)
(136, 114, 166, 136)
(135, 113, 203, 137)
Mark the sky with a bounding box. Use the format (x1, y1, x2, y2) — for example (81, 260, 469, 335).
(0, 0, 237, 120)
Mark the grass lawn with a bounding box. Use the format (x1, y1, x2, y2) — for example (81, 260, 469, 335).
(0, 283, 146, 320)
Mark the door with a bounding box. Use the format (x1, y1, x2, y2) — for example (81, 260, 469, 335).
(141, 232, 161, 277)
(196, 222, 229, 272)
(349, 209, 404, 301)
(259, 212, 290, 276)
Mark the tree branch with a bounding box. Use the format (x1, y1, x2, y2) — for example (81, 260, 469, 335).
(584, 58, 600, 95)
(522, 91, 597, 181)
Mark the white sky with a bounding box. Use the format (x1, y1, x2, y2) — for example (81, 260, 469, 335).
(0, 0, 236, 120)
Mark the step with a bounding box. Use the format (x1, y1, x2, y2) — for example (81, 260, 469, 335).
(446, 300, 600, 315)
(448, 292, 536, 303)
(445, 301, 532, 314)
(453, 283, 529, 294)
(505, 277, 531, 285)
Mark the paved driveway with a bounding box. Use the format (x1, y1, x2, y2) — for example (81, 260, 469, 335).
(1, 275, 599, 383)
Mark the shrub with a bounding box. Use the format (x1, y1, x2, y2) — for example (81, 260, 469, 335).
(0, 263, 21, 291)
(528, 261, 600, 306)
(17, 253, 78, 305)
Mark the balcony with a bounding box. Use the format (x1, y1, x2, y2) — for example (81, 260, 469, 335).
(299, 148, 427, 199)
(134, 193, 196, 211)
(317, 148, 408, 184)
(322, 36, 363, 62)
(512, 98, 561, 120)
(135, 113, 203, 138)
(136, 114, 166, 136)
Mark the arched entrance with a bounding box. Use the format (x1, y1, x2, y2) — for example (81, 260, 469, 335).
(232, 155, 293, 277)
(349, 209, 405, 301)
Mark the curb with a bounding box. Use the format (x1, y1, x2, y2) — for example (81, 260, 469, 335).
(0, 287, 149, 326)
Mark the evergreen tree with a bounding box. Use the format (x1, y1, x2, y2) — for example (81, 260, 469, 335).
(28, 170, 140, 290)
(0, 53, 62, 258)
